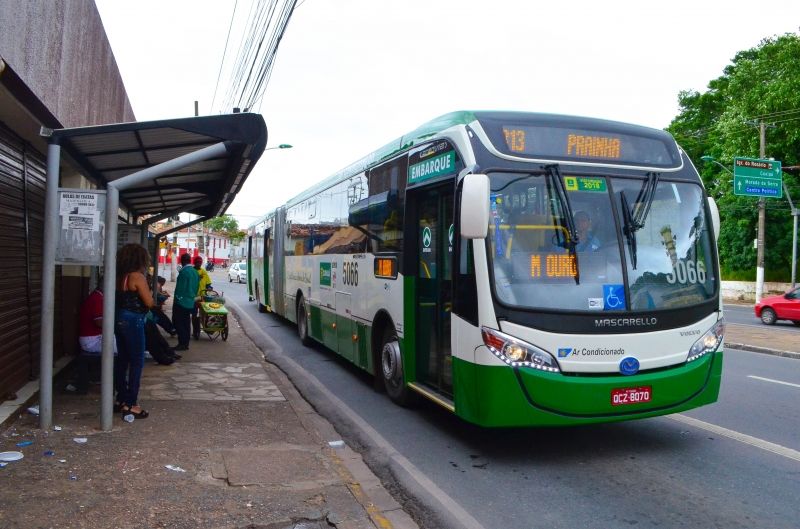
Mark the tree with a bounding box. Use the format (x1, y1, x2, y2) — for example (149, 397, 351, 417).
(667, 33, 800, 281)
(205, 214, 239, 234)
(205, 215, 246, 245)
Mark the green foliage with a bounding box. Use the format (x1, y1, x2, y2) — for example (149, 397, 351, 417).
(205, 215, 246, 245)
(229, 229, 247, 245)
(667, 33, 800, 282)
(205, 214, 239, 234)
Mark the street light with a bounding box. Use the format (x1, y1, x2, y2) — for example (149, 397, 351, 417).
(700, 155, 732, 175)
(701, 155, 800, 290)
(265, 143, 293, 150)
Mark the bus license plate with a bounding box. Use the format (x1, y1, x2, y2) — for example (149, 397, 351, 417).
(611, 386, 652, 406)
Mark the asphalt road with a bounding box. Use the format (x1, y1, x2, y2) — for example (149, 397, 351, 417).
(218, 276, 800, 529)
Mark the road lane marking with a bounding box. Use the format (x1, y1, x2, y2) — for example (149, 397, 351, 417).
(669, 414, 800, 463)
(748, 375, 800, 389)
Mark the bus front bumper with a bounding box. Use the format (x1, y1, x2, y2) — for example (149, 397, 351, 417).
(453, 350, 722, 427)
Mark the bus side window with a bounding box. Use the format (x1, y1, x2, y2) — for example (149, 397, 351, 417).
(368, 156, 407, 252)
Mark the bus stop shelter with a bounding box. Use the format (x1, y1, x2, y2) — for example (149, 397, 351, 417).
(39, 113, 267, 431)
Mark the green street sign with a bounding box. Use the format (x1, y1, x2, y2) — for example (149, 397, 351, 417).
(733, 157, 782, 198)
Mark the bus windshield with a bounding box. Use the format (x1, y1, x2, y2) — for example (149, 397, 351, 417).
(488, 172, 716, 313)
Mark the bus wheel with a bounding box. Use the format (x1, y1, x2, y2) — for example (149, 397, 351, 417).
(381, 330, 412, 406)
(255, 282, 267, 313)
(297, 297, 312, 346)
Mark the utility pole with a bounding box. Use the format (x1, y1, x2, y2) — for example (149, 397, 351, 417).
(755, 121, 766, 304)
(170, 217, 177, 281)
(783, 181, 799, 288)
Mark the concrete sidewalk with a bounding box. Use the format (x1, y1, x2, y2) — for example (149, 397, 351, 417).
(722, 299, 800, 359)
(725, 323, 800, 360)
(0, 293, 417, 529)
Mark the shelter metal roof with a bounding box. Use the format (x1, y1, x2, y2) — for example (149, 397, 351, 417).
(51, 113, 267, 219)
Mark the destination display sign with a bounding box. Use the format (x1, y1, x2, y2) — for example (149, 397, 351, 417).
(733, 157, 782, 198)
(407, 140, 459, 185)
(494, 125, 679, 167)
(530, 253, 577, 279)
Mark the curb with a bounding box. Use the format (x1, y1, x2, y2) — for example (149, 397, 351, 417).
(226, 298, 422, 529)
(726, 342, 800, 360)
(0, 355, 73, 429)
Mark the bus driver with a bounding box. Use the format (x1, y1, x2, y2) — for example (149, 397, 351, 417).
(574, 210, 600, 252)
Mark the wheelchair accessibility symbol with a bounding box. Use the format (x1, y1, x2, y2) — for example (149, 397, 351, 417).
(603, 284, 626, 311)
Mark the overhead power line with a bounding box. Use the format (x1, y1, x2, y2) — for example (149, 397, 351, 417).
(746, 107, 800, 121)
(211, 0, 239, 112)
(677, 113, 800, 141)
(215, 0, 299, 114)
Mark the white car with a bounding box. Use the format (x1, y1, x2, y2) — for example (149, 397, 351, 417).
(228, 262, 247, 284)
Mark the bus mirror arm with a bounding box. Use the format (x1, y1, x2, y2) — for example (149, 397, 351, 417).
(460, 173, 490, 239)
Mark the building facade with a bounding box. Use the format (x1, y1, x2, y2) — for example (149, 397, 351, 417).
(0, 0, 135, 398)
(153, 221, 233, 266)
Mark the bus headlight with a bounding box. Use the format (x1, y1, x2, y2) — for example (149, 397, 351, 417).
(687, 319, 725, 362)
(481, 327, 560, 372)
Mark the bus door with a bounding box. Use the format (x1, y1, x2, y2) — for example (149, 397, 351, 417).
(263, 227, 271, 309)
(273, 207, 287, 317)
(410, 184, 454, 396)
(247, 235, 253, 297)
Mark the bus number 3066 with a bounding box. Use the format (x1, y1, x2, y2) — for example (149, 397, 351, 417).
(343, 261, 359, 286)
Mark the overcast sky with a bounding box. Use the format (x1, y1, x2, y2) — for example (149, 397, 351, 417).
(95, 0, 800, 227)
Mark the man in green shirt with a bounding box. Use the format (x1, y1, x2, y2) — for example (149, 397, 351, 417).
(173, 253, 199, 350)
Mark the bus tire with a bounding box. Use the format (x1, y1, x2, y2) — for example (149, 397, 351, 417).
(297, 296, 312, 346)
(255, 281, 267, 313)
(380, 329, 413, 406)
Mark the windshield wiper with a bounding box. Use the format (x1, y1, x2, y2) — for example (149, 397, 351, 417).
(545, 164, 580, 285)
(633, 172, 660, 229)
(620, 172, 660, 270)
(620, 192, 639, 269)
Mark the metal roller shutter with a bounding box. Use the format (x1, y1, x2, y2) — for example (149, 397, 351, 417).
(0, 123, 50, 398)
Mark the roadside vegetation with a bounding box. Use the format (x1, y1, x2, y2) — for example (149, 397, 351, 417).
(668, 32, 800, 281)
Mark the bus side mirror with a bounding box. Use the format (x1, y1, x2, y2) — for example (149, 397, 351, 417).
(460, 173, 490, 239)
(707, 197, 720, 240)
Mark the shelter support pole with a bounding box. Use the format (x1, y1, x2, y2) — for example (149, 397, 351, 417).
(98, 141, 231, 430)
(118, 142, 231, 190)
(100, 186, 119, 431)
(38, 141, 61, 430)
(157, 216, 210, 238)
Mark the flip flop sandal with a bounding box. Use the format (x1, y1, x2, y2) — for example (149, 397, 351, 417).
(120, 406, 149, 419)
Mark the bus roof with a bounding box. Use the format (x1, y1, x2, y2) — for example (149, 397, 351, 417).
(282, 111, 479, 208)
(258, 110, 677, 224)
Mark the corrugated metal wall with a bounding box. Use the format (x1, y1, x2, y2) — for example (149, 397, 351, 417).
(0, 122, 50, 398)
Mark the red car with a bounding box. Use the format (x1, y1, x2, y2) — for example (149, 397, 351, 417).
(754, 287, 800, 325)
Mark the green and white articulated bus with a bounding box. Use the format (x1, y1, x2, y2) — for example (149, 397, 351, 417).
(247, 111, 724, 427)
